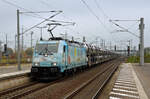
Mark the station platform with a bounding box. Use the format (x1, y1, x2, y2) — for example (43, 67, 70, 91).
(0, 64, 31, 80)
(0, 64, 31, 75)
(0, 64, 31, 91)
(109, 63, 149, 99)
(132, 63, 150, 99)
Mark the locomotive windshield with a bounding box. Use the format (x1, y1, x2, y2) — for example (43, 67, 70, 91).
(35, 43, 58, 55)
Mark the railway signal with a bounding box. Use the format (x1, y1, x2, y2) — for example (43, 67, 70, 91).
(4, 44, 7, 53)
(127, 46, 130, 56)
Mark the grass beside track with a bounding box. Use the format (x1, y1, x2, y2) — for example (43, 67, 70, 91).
(127, 55, 150, 63)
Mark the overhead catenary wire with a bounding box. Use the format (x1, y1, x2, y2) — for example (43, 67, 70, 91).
(37, 0, 74, 22)
(93, 0, 139, 40)
(94, 0, 109, 19)
(111, 20, 140, 22)
(2, 0, 52, 20)
(37, 0, 84, 42)
(79, 0, 111, 33)
(2, 0, 71, 49)
(38, 0, 54, 9)
(109, 19, 139, 30)
(21, 10, 63, 20)
(92, 0, 124, 44)
(94, 0, 118, 42)
(2, 0, 64, 34)
(20, 10, 62, 14)
(47, 20, 75, 24)
(21, 13, 47, 20)
(22, 11, 63, 35)
(127, 21, 139, 30)
(37, 0, 78, 37)
(109, 20, 139, 38)
(94, 0, 121, 46)
(2, 0, 28, 11)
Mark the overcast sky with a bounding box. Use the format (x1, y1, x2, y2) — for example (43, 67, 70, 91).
(0, 0, 150, 50)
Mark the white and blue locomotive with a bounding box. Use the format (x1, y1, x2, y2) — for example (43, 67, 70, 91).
(31, 37, 117, 80)
(31, 38, 87, 80)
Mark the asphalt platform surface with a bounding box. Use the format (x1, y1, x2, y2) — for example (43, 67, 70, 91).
(0, 64, 31, 75)
(132, 63, 150, 99)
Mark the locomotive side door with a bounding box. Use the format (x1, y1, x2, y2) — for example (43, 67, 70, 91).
(63, 45, 68, 68)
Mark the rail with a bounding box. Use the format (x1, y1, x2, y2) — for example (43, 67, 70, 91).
(65, 61, 120, 99)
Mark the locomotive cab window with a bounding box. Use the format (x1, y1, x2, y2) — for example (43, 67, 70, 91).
(35, 43, 58, 55)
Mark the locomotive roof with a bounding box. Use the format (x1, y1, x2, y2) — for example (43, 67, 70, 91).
(48, 37, 84, 45)
(38, 37, 85, 47)
(49, 37, 64, 40)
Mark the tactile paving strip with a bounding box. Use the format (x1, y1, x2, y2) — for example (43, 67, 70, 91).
(109, 64, 140, 99)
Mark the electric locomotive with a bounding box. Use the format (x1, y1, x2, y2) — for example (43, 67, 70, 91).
(31, 37, 87, 80)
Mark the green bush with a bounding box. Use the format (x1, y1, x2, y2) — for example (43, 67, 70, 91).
(0, 58, 32, 66)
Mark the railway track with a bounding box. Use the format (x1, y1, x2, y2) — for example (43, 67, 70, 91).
(92, 62, 120, 99)
(65, 60, 121, 99)
(0, 59, 123, 99)
(0, 78, 65, 99)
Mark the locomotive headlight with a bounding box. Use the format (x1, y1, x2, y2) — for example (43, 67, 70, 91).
(34, 62, 40, 66)
(45, 53, 48, 57)
(53, 62, 57, 66)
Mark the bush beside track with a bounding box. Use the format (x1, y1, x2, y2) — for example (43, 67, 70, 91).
(0, 58, 32, 66)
